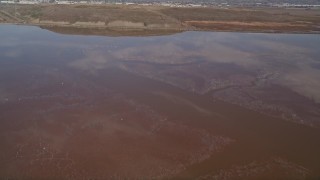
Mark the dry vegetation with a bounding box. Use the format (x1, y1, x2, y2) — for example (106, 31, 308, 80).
(0, 4, 320, 34)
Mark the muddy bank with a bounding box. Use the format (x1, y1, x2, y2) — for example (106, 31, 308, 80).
(1, 4, 320, 34)
(41, 25, 182, 37)
(35, 19, 183, 30)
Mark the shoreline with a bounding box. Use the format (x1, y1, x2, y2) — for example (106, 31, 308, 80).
(33, 24, 320, 35)
(0, 4, 320, 35)
(2, 22, 319, 36)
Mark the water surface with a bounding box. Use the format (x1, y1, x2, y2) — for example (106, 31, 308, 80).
(1, 25, 320, 179)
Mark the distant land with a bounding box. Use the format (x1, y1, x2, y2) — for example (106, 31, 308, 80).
(0, 3, 320, 35)
(1, 0, 320, 6)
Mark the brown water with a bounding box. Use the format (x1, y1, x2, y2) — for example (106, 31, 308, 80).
(0, 25, 320, 179)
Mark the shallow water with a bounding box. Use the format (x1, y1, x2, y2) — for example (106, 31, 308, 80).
(0, 25, 320, 179)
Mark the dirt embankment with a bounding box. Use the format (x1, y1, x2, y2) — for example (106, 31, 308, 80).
(2, 4, 184, 30)
(0, 4, 320, 34)
(160, 7, 320, 33)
